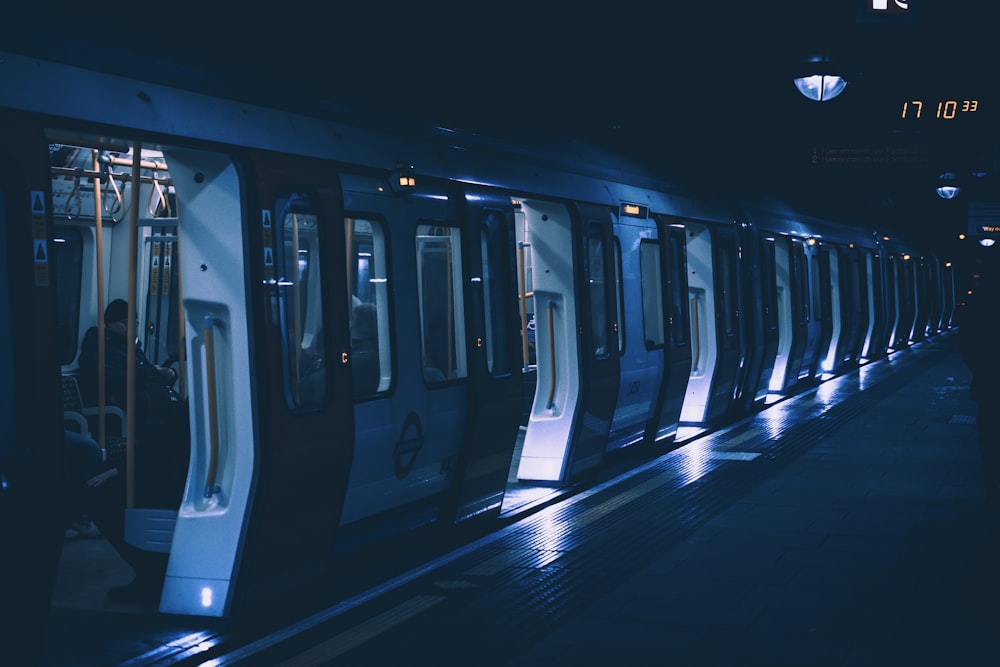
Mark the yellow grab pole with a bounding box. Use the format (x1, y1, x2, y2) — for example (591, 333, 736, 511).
(125, 142, 141, 509)
(91, 150, 107, 450)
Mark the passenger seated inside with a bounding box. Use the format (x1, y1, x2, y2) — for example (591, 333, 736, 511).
(76, 298, 189, 603)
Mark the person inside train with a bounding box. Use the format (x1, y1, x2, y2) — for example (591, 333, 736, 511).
(61, 429, 102, 540)
(959, 264, 1000, 503)
(77, 298, 189, 603)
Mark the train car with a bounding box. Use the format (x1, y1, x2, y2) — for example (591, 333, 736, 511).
(0, 49, 953, 631)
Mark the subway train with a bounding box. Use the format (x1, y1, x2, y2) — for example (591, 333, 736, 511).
(0, 49, 956, 630)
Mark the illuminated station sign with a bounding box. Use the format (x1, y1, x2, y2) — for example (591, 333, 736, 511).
(969, 201, 1000, 238)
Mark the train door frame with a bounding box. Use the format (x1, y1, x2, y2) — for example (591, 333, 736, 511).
(813, 243, 838, 378)
(799, 240, 825, 383)
(198, 150, 354, 615)
(607, 205, 662, 452)
(0, 111, 65, 654)
(515, 199, 619, 485)
(679, 220, 741, 426)
(445, 185, 522, 523)
(647, 217, 692, 444)
(748, 229, 780, 406)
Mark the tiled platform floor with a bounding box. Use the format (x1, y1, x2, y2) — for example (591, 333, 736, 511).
(513, 335, 998, 666)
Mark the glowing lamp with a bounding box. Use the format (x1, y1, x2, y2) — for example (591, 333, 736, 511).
(936, 172, 960, 199)
(794, 74, 847, 102)
(390, 163, 416, 194)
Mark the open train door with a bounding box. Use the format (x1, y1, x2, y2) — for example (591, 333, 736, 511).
(516, 200, 619, 485)
(157, 147, 353, 617)
(447, 186, 522, 522)
(646, 219, 692, 444)
(0, 112, 65, 659)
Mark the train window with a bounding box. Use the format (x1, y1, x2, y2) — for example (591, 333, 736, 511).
(586, 223, 610, 359)
(347, 217, 391, 396)
(792, 241, 809, 323)
(142, 233, 180, 366)
(760, 237, 778, 332)
(668, 233, 689, 348)
(811, 252, 824, 322)
(416, 224, 467, 384)
(51, 227, 84, 365)
(718, 235, 737, 336)
(276, 193, 326, 410)
(639, 239, 664, 348)
(614, 237, 625, 354)
(480, 211, 513, 377)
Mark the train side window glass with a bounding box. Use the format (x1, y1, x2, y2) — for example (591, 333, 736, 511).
(348, 217, 392, 396)
(761, 237, 778, 330)
(143, 233, 180, 366)
(792, 240, 809, 323)
(276, 193, 326, 410)
(416, 224, 467, 384)
(586, 223, 609, 358)
(614, 236, 625, 354)
(718, 236, 737, 336)
(668, 232, 688, 347)
(810, 252, 823, 321)
(639, 239, 664, 348)
(51, 227, 83, 365)
(480, 211, 513, 377)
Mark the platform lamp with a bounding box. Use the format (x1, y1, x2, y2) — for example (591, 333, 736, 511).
(935, 172, 961, 200)
(793, 56, 848, 102)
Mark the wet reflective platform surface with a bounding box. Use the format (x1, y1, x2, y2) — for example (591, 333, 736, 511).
(42, 332, 999, 666)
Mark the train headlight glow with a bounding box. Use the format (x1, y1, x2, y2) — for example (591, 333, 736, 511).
(201, 587, 214, 608)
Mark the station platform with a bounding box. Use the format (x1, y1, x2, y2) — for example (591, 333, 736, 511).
(42, 330, 999, 666)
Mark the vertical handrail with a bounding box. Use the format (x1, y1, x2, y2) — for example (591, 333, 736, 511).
(690, 295, 700, 374)
(91, 150, 107, 451)
(202, 318, 220, 498)
(290, 213, 302, 403)
(125, 142, 142, 509)
(175, 237, 187, 397)
(546, 303, 556, 409)
(517, 242, 530, 370)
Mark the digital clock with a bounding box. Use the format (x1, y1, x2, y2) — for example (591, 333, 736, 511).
(901, 99, 979, 119)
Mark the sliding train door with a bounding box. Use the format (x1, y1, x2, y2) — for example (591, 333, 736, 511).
(447, 186, 522, 522)
(679, 220, 741, 426)
(0, 112, 65, 656)
(516, 200, 619, 485)
(647, 219, 691, 444)
(209, 152, 354, 613)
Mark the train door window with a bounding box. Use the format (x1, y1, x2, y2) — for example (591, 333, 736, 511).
(717, 235, 737, 336)
(760, 236, 778, 331)
(813, 249, 827, 322)
(791, 240, 809, 323)
(416, 224, 467, 384)
(276, 193, 326, 410)
(348, 217, 392, 397)
(480, 211, 513, 377)
(614, 236, 625, 354)
(51, 227, 84, 365)
(668, 233, 689, 348)
(639, 239, 664, 348)
(142, 232, 180, 367)
(586, 223, 610, 358)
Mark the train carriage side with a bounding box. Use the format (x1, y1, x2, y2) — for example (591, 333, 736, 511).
(738, 199, 884, 396)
